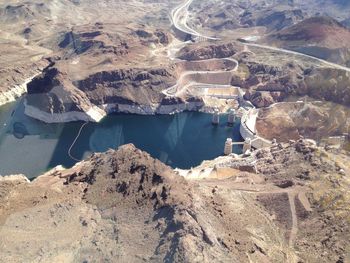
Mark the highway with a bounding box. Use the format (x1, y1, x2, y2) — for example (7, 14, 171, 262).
(167, 0, 350, 150)
(172, 0, 350, 73)
(244, 42, 350, 73)
(171, 0, 219, 41)
(168, 2, 322, 249)
(164, 1, 239, 97)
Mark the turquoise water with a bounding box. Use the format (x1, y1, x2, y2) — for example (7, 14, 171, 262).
(0, 100, 243, 178)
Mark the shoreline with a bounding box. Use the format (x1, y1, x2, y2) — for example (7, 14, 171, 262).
(24, 100, 106, 123)
(24, 96, 271, 149)
(0, 72, 42, 107)
(23, 100, 207, 123)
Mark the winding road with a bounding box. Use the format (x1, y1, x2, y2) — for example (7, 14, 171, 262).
(166, 0, 350, 151)
(168, 0, 330, 250)
(171, 0, 219, 41)
(163, 1, 240, 97)
(163, 58, 239, 97)
(172, 0, 350, 73)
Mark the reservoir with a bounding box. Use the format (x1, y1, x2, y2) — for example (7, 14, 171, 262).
(0, 100, 243, 179)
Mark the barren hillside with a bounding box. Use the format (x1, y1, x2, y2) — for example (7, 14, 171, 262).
(1, 142, 349, 262)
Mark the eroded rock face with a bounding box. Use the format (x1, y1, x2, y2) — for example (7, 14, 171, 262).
(58, 24, 170, 57)
(74, 67, 174, 106)
(19, 22, 178, 120)
(26, 66, 94, 114)
(244, 90, 275, 108)
(178, 42, 240, 61)
(59, 29, 129, 56)
(302, 67, 350, 105)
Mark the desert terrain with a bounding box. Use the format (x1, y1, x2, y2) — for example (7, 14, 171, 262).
(0, 0, 350, 262)
(1, 141, 349, 262)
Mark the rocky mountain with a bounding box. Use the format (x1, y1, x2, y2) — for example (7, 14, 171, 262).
(265, 16, 350, 65)
(188, 1, 307, 34)
(1, 142, 349, 262)
(187, 0, 350, 42)
(19, 22, 180, 122)
(25, 62, 176, 122)
(240, 8, 306, 32)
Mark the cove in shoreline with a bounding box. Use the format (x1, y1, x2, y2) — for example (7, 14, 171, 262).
(0, 100, 243, 179)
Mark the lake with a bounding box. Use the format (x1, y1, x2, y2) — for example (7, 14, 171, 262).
(0, 100, 243, 178)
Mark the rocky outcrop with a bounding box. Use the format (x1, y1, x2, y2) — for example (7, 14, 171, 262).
(231, 59, 297, 107)
(59, 28, 129, 56)
(244, 90, 275, 108)
(59, 24, 170, 57)
(301, 67, 350, 105)
(24, 100, 105, 123)
(0, 58, 50, 107)
(26, 67, 95, 114)
(23, 64, 209, 122)
(178, 42, 240, 61)
(232, 53, 350, 107)
(0, 144, 257, 262)
(241, 9, 305, 32)
(136, 29, 170, 45)
(75, 67, 175, 106)
(0, 2, 50, 24)
(256, 101, 350, 142)
(1, 142, 349, 262)
(0, 72, 41, 106)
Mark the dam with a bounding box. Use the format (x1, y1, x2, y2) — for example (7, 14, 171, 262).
(0, 100, 243, 179)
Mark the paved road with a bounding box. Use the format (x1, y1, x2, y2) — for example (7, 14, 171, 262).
(245, 42, 350, 73)
(163, 58, 239, 97)
(173, 0, 350, 74)
(173, 0, 350, 73)
(171, 0, 218, 40)
(166, 0, 235, 97)
(168, 1, 326, 250)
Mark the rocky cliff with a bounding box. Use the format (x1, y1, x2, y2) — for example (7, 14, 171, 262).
(19, 22, 182, 122)
(24, 63, 182, 122)
(75, 67, 174, 106)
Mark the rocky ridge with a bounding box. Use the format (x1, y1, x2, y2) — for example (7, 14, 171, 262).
(0, 141, 349, 262)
